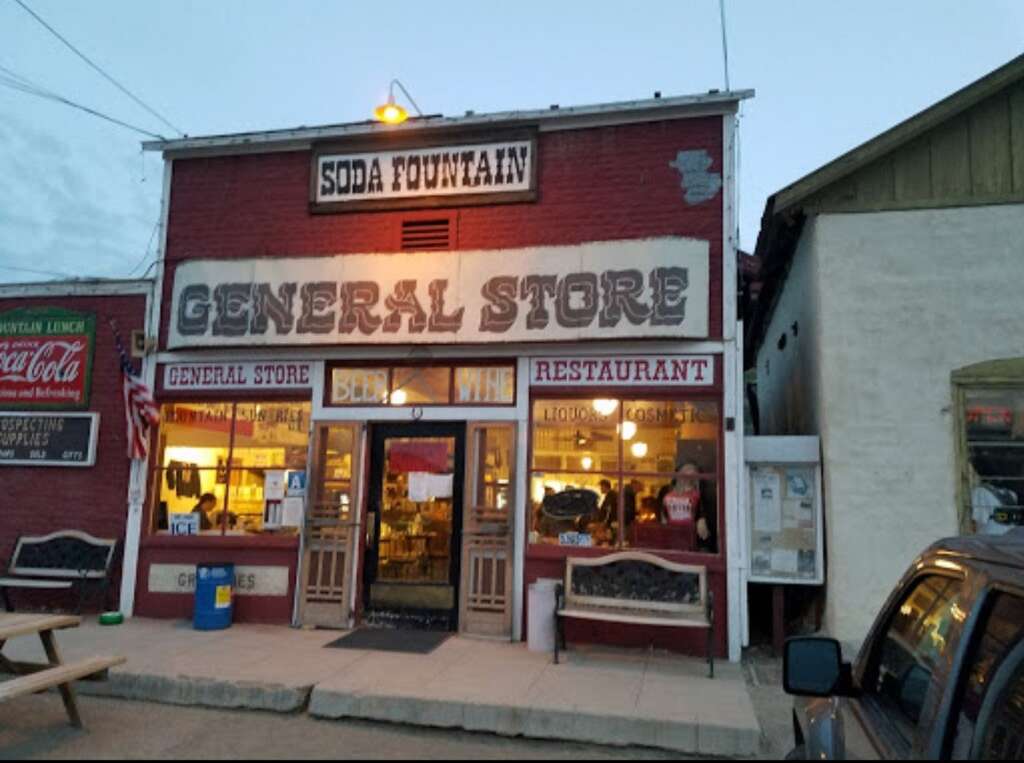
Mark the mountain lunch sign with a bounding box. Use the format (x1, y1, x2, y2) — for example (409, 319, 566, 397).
(0, 307, 96, 410)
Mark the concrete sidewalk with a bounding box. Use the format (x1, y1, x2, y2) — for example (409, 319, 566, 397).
(1, 618, 760, 757)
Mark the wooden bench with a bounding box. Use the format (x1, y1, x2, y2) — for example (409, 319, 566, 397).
(0, 531, 117, 614)
(554, 551, 715, 677)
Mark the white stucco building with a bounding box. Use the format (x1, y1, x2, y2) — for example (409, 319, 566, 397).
(746, 54, 1024, 642)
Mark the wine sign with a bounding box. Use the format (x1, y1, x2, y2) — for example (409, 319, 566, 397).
(0, 307, 96, 410)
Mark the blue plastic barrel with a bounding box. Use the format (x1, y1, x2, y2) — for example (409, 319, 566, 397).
(193, 562, 234, 631)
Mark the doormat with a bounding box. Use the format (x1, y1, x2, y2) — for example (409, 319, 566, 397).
(325, 628, 452, 654)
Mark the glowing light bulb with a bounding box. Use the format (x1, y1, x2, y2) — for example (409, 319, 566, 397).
(390, 389, 408, 406)
(592, 399, 618, 416)
(630, 442, 648, 459)
(581, 456, 593, 470)
(621, 421, 637, 440)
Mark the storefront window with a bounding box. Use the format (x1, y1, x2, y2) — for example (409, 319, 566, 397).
(390, 366, 451, 405)
(152, 401, 311, 536)
(961, 387, 1024, 536)
(529, 397, 719, 554)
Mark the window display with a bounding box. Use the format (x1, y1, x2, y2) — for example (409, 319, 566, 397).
(961, 387, 1024, 536)
(152, 401, 311, 536)
(529, 398, 719, 553)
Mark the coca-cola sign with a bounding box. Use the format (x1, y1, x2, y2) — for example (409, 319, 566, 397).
(0, 307, 95, 410)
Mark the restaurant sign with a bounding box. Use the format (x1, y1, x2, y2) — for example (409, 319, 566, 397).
(0, 412, 100, 467)
(0, 307, 95, 409)
(530, 355, 714, 387)
(163, 361, 315, 392)
(168, 237, 710, 348)
(312, 133, 536, 212)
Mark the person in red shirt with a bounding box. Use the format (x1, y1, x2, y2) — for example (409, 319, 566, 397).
(658, 463, 711, 552)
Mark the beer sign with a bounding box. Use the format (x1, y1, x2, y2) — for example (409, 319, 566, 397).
(0, 307, 95, 410)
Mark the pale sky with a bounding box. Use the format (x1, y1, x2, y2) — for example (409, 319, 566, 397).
(0, 0, 1022, 283)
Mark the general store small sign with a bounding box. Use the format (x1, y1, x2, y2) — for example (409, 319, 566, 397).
(0, 307, 95, 409)
(168, 237, 710, 348)
(163, 361, 314, 392)
(312, 134, 536, 211)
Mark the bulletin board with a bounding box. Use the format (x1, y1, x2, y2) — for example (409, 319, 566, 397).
(746, 462, 824, 585)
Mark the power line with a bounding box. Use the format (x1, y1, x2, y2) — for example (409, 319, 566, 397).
(8, 0, 184, 136)
(0, 63, 166, 139)
(0, 262, 82, 280)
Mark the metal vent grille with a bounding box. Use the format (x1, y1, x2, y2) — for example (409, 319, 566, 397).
(401, 218, 451, 251)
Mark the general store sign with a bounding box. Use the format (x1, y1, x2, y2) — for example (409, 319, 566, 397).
(168, 237, 710, 348)
(313, 135, 535, 211)
(530, 355, 714, 387)
(0, 307, 95, 409)
(163, 361, 314, 392)
(0, 412, 99, 467)
(147, 563, 290, 597)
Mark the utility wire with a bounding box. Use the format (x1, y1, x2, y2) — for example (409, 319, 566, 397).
(0, 63, 166, 139)
(8, 0, 184, 136)
(0, 262, 82, 280)
(126, 219, 162, 277)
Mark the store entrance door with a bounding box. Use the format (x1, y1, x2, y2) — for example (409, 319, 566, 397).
(364, 423, 465, 630)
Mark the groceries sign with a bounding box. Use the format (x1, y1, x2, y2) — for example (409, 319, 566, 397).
(168, 237, 710, 348)
(312, 133, 536, 212)
(0, 307, 95, 409)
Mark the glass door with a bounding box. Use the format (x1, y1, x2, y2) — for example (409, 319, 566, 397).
(298, 423, 360, 628)
(365, 423, 465, 630)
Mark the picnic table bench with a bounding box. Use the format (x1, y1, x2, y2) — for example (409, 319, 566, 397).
(554, 551, 716, 677)
(0, 613, 125, 728)
(0, 531, 117, 614)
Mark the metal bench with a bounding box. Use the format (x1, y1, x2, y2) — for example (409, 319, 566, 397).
(0, 531, 117, 614)
(554, 551, 715, 677)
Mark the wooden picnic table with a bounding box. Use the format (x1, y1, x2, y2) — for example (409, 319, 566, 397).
(0, 613, 125, 728)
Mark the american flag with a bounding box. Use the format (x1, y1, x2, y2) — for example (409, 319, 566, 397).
(111, 322, 159, 461)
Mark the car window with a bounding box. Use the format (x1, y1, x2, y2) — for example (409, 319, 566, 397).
(975, 655, 1024, 760)
(950, 592, 1024, 759)
(870, 576, 964, 748)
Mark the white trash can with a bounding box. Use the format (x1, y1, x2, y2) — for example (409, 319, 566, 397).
(527, 578, 560, 652)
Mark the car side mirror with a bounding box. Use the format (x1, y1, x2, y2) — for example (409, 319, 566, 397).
(784, 637, 849, 697)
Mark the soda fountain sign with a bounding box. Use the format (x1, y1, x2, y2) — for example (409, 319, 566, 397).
(0, 307, 96, 409)
(311, 132, 537, 212)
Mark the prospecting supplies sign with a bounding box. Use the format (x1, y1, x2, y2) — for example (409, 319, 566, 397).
(0, 307, 96, 409)
(0, 412, 100, 467)
(312, 134, 536, 211)
(168, 237, 710, 348)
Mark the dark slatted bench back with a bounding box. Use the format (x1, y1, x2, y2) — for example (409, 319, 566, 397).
(10, 532, 116, 580)
(565, 552, 707, 615)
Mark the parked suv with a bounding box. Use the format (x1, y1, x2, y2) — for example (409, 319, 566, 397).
(784, 528, 1024, 759)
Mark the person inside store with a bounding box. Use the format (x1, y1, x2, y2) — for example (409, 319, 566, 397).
(623, 479, 642, 527)
(191, 493, 218, 531)
(598, 479, 618, 525)
(588, 479, 619, 546)
(657, 463, 712, 552)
